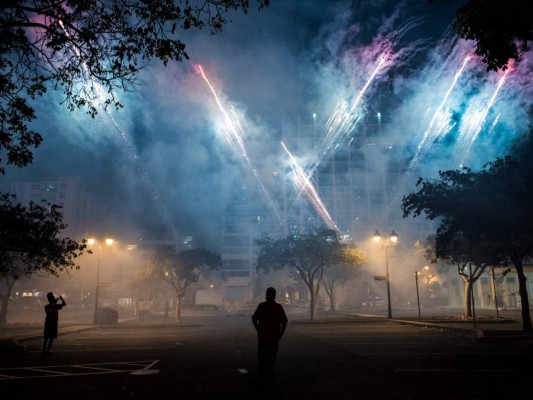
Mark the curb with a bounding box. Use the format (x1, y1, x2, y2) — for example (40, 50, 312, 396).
(393, 319, 533, 342)
(1, 325, 100, 353)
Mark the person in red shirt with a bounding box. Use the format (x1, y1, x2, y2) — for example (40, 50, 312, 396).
(42, 292, 66, 355)
(252, 287, 288, 386)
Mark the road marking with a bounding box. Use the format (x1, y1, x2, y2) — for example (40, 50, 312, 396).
(26, 367, 71, 376)
(130, 360, 160, 376)
(396, 368, 533, 374)
(0, 360, 158, 380)
(345, 351, 529, 356)
(238, 368, 248, 374)
(27, 346, 177, 353)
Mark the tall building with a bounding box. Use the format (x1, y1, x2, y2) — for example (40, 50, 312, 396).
(219, 116, 434, 302)
(10, 176, 88, 240)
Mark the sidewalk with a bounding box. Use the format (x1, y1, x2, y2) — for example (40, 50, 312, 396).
(340, 306, 533, 342)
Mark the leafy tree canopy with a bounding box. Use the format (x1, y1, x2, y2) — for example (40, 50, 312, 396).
(255, 228, 364, 319)
(401, 150, 533, 330)
(452, 0, 533, 71)
(0, 192, 87, 323)
(255, 228, 362, 273)
(0, 192, 87, 277)
(402, 156, 533, 266)
(0, 0, 270, 174)
(149, 246, 221, 322)
(151, 247, 222, 296)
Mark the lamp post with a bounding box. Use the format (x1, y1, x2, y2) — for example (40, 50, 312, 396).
(414, 271, 421, 320)
(373, 230, 398, 319)
(88, 237, 113, 324)
(423, 265, 435, 299)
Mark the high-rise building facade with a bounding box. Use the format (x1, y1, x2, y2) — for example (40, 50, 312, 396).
(10, 176, 88, 240)
(219, 116, 434, 301)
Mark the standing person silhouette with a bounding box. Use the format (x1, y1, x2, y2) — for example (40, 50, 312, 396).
(42, 292, 66, 355)
(252, 287, 288, 387)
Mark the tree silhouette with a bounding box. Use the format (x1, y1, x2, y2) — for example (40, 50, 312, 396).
(0, 0, 270, 173)
(402, 157, 533, 331)
(0, 193, 87, 323)
(256, 228, 364, 320)
(451, 0, 532, 71)
(149, 247, 221, 323)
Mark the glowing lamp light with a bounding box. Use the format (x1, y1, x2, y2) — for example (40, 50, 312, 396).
(373, 229, 399, 319)
(87, 238, 95, 246)
(105, 238, 114, 246)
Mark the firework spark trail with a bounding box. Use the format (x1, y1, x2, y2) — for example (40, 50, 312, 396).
(385, 55, 471, 222)
(196, 65, 248, 156)
(433, 108, 456, 143)
(407, 55, 471, 173)
(488, 114, 500, 134)
(196, 65, 283, 223)
(294, 56, 385, 204)
(281, 141, 339, 232)
(58, 20, 179, 236)
(309, 57, 386, 178)
(458, 70, 508, 165)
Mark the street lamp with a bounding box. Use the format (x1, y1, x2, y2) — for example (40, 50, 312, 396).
(373, 230, 398, 319)
(87, 237, 113, 324)
(414, 271, 421, 320)
(423, 265, 434, 299)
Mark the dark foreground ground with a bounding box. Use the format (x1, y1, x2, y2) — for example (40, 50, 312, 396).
(0, 306, 532, 399)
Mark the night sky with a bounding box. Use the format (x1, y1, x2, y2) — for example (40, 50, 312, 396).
(1, 0, 531, 248)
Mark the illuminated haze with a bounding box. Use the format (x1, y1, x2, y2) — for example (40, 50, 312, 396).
(1, 0, 531, 255)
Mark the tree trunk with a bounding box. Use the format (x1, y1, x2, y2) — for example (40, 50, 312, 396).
(328, 291, 335, 311)
(309, 294, 316, 320)
(0, 277, 16, 324)
(463, 279, 472, 317)
(323, 279, 336, 311)
(308, 277, 322, 320)
(175, 296, 181, 323)
(514, 260, 532, 332)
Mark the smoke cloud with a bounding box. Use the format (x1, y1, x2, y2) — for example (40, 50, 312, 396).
(1, 0, 531, 253)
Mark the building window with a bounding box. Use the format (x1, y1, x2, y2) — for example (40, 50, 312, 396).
(222, 236, 249, 247)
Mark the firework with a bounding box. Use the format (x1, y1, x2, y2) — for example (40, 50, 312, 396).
(458, 70, 508, 165)
(309, 57, 387, 178)
(197, 65, 283, 223)
(281, 141, 339, 232)
(58, 20, 179, 235)
(407, 55, 471, 173)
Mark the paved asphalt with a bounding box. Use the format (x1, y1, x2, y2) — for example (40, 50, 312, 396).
(0, 307, 532, 399)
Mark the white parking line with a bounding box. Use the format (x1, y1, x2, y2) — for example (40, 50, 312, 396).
(0, 360, 159, 380)
(396, 368, 532, 374)
(129, 360, 160, 375)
